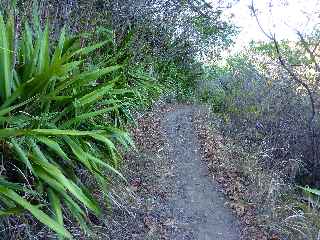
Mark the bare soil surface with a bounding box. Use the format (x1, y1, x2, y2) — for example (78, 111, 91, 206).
(162, 105, 240, 240)
(102, 103, 241, 240)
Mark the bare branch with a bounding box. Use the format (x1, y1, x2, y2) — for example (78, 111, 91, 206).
(297, 31, 320, 77)
(251, 0, 316, 129)
(250, 0, 273, 40)
(312, 41, 320, 54)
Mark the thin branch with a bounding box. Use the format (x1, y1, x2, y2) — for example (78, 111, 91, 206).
(297, 31, 320, 74)
(273, 37, 316, 126)
(312, 41, 320, 55)
(187, 0, 214, 20)
(251, 0, 316, 128)
(250, 0, 273, 40)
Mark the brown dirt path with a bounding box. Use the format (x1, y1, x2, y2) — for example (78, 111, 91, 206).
(101, 104, 241, 240)
(161, 105, 240, 240)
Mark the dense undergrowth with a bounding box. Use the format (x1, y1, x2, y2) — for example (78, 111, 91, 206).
(198, 40, 320, 239)
(0, 15, 144, 238)
(1, 0, 319, 239)
(0, 0, 235, 238)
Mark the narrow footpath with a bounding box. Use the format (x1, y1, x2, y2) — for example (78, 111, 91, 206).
(104, 104, 241, 240)
(162, 105, 240, 240)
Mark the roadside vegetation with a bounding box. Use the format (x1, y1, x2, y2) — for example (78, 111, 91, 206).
(198, 21, 320, 240)
(0, 0, 235, 238)
(0, 0, 319, 239)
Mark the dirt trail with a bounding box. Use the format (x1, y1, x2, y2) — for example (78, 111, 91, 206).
(103, 104, 241, 239)
(162, 105, 240, 240)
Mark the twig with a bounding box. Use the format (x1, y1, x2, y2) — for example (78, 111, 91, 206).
(297, 31, 320, 82)
(250, 0, 318, 174)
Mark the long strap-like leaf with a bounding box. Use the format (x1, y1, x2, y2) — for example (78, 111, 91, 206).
(0, 14, 13, 102)
(0, 187, 72, 239)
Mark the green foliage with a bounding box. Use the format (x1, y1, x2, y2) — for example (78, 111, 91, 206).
(88, 26, 166, 110)
(250, 41, 312, 67)
(209, 53, 270, 119)
(201, 38, 320, 239)
(300, 186, 320, 197)
(0, 15, 138, 238)
(0, 1, 240, 236)
(193, 15, 221, 38)
(193, 13, 237, 49)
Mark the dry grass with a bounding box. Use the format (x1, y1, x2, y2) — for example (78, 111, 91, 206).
(192, 108, 320, 240)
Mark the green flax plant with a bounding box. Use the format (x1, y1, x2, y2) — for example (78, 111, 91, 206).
(0, 14, 136, 238)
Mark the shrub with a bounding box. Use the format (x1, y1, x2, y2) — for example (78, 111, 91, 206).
(0, 14, 137, 238)
(203, 42, 320, 239)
